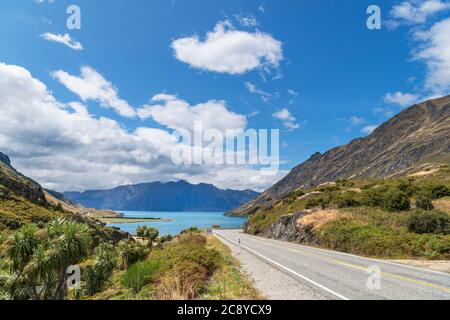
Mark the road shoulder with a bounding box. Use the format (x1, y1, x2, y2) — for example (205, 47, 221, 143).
(214, 233, 330, 300)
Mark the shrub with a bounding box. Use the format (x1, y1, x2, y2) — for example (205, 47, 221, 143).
(383, 189, 411, 212)
(415, 193, 434, 211)
(293, 189, 305, 198)
(117, 239, 149, 269)
(407, 210, 450, 235)
(333, 192, 360, 208)
(394, 179, 418, 197)
(305, 197, 329, 210)
(155, 261, 208, 300)
(425, 184, 450, 200)
(319, 218, 450, 259)
(360, 188, 386, 208)
(159, 234, 173, 244)
(180, 226, 201, 234)
(123, 260, 161, 293)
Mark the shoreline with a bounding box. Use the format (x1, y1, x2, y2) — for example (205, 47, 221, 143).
(99, 216, 173, 224)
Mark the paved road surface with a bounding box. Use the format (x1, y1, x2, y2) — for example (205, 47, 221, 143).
(214, 229, 450, 300)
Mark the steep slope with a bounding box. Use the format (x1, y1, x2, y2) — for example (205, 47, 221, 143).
(64, 180, 259, 212)
(0, 152, 128, 242)
(230, 95, 450, 216)
(0, 152, 47, 205)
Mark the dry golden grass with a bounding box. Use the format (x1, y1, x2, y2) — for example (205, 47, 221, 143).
(433, 197, 450, 214)
(297, 209, 347, 231)
(408, 168, 440, 177)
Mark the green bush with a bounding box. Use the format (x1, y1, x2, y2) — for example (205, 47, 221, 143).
(180, 226, 202, 234)
(395, 180, 418, 197)
(333, 192, 360, 208)
(319, 218, 450, 259)
(425, 184, 450, 200)
(415, 193, 434, 211)
(360, 188, 386, 207)
(407, 210, 450, 235)
(383, 189, 411, 212)
(305, 197, 329, 209)
(123, 260, 161, 293)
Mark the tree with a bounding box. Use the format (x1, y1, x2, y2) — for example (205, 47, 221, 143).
(0, 218, 92, 300)
(84, 243, 116, 296)
(136, 226, 159, 249)
(116, 239, 148, 270)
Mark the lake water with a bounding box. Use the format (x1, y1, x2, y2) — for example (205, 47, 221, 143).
(107, 211, 247, 235)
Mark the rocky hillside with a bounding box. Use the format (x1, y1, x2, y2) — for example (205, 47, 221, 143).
(0, 152, 47, 205)
(64, 180, 259, 212)
(230, 95, 450, 216)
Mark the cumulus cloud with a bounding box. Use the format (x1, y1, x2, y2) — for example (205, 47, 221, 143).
(40, 33, 83, 50)
(52, 66, 136, 118)
(384, 91, 419, 106)
(0, 62, 278, 192)
(273, 108, 300, 130)
(390, 0, 450, 25)
(137, 94, 247, 133)
(171, 20, 283, 75)
(413, 16, 450, 95)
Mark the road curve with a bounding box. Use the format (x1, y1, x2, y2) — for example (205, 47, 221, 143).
(214, 229, 450, 300)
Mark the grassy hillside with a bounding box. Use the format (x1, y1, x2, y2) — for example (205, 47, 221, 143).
(245, 164, 450, 260)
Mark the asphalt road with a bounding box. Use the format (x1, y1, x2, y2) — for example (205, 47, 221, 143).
(214, 229, 450, 300)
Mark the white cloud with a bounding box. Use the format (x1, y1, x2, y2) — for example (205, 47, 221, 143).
(361, 125, 379, 135)
(0, 62, 279, 192)
(34, 0, 54, 4)
(235, 15, 259, 27)
(384, 91, 420, 106)
(273, 108, 300, 130)
(52, 66, 136, 118)
(349, 116, 366, 125)
(171, 20, 283, 75)
(413, 16, 450, 95)
(390, 0, 450, 25)
(40, 33, 83, 50)
(137, 94, 247, 133)
(245, 81, 273, 103)
(287, 89, 298, 96)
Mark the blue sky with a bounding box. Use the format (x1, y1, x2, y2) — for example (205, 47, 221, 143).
(0, 0, 449, 191)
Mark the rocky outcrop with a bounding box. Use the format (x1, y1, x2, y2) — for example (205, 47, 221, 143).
(231, 95, 450, 216)
(0, 153, 47, 205)
(245, 211, 320, 244)
(0, 152, 11, 167)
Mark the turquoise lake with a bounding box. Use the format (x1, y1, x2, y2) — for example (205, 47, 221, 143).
(107, 211, 247, 235)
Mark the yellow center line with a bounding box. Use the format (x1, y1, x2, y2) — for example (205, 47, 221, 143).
(239, 234, 450, 294)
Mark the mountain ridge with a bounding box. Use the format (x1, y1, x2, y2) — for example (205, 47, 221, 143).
(63, 180, 259, 212)
(229, 95, 450, 216)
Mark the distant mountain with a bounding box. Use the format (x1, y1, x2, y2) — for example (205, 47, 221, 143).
(230, 95, 450, 216)
(63, 180, 259, 212)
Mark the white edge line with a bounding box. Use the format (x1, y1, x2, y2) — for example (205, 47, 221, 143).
(239, 232, 450, 277)
(214, 231, 350, 301)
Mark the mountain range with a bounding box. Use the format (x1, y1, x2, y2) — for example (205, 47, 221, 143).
(63, 181, 259, 212)
(229, 95, 450, 216)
